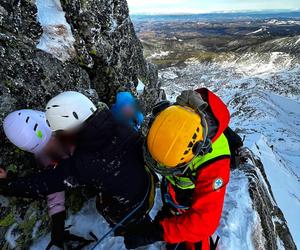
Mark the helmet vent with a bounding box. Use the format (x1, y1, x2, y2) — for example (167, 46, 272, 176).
(33, 123, 38, 131)
(52, 105, 60, 107)
(62, 115, 69, 118)
(73, 112, 79, 120)
(46, 119, 51, 127)
(184, 150, 189, 155)
(196, 127, 200, 132)
(90, 107, 95, 113)
(26, 116, 30, 123)
(18, 112, 21, 116)
(192, 133, 197, 139)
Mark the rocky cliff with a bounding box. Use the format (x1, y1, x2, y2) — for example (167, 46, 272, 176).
(0, 0, 160, 248)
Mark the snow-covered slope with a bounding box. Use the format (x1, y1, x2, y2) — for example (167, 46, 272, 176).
(160, 52, 300, 248)
(217, 169, 258, 250)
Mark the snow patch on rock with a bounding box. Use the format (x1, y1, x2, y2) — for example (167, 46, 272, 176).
(137, 79, 145, 96)
(6, 223, 19, 249)
(250, 136, 300, 247)
(159, 71, 178, 80)
(267, 19, 300, 26)
(247, 27, 265, 35)
(224, 52, 294, 77)
(148, 51, 171, 59)
(36, 0, 76, 62)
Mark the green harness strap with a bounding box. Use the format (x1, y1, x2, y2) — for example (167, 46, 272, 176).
(166, 133, 231, 190)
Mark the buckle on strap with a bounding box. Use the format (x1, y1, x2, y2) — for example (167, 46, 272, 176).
(164, 193, 189, 210)
(163, 180, 189, 213)
(210, 235, 220, 250)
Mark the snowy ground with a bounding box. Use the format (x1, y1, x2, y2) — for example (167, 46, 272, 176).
(217, 170, 258, 250)
(29, 169, 270, 250)
(31, 193, 164, 250)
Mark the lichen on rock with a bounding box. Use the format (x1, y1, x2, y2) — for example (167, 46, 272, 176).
(0, 0, 160, 248)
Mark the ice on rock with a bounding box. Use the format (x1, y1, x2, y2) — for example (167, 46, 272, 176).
(36, 0, 76, 62)
(137, 79, 145, 96)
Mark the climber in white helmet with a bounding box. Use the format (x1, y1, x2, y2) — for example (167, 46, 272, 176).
(3, 110, 52, 154)
(0, 91, 155, 249)
(45, 91, 97, 132)
(0, 109, 94, 249)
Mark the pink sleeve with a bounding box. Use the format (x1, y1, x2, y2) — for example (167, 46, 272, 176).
(47, 191, 66, 216)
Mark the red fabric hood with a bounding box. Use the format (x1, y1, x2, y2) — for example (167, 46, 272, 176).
(195, 88, 230, 142)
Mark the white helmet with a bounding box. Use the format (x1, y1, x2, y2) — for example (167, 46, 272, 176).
(45, 91, 97, 131)
(3, 110, 52, 154)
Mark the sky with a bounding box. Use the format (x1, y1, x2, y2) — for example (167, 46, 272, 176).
(127, 0, 300, 14)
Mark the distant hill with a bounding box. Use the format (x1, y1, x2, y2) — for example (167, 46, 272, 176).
(131, 11, 300, 22)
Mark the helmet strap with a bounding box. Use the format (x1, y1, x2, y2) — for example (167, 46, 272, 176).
(147, 100, 171, 130)
(191, 111, 212, 157)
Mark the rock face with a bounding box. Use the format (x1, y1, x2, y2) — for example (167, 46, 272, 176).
(60, 0, 161, 108)
(0, 0, 160, 248)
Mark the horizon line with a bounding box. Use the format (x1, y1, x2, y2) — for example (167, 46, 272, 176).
(130, 8, 300, 16)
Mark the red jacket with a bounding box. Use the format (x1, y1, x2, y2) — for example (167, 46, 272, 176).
(160, 88, 231, 250)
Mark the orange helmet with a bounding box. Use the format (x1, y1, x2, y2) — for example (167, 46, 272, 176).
(145, 105, 210, 175)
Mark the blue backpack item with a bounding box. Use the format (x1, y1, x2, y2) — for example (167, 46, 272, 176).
(112, 92, 144, 131)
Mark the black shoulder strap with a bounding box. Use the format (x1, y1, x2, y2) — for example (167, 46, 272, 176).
(210, 236, 220, 250)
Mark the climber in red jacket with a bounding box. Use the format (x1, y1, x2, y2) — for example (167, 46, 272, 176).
(123, 88, 231, 250)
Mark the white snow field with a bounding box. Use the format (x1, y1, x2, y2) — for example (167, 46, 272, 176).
(36, 0, 76, 61)
(216, 170, 258, 250)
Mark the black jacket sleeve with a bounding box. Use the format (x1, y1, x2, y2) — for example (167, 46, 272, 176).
(0, 159, 76, 199)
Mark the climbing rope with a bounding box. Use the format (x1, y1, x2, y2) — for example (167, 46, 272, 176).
(90, 173, 151, 250)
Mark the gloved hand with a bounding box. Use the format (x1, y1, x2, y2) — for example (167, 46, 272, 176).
(123, 220, 164, 249)
(176, 90, 208, 113)
(46, 211, 66, 250)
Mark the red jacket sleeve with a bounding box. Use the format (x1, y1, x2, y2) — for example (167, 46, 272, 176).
(160, 158, 230, 243)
